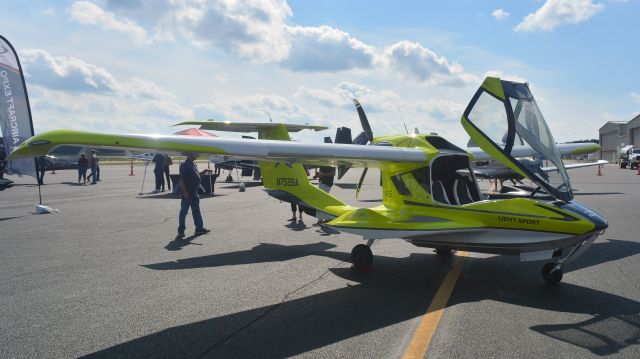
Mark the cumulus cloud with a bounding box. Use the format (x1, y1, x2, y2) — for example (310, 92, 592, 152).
(296, 82, 391, 112)
(382, 41, 476, 86)
(491, 9, 510, 21)
(70, 1, 150, 43)
(19, 48, 118, 92)
(70, 1, 472, 82)
(179, 0, 292, 63)
(19, 48, 191, 132)
(483, 70, 527, 83)
(515, 0, 605, 32)
(281, 26, 375, 72)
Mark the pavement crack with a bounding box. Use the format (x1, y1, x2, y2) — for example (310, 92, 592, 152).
(197, 268, 335, 357)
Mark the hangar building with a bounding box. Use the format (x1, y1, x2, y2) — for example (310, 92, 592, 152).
(599, 114, 640, 163)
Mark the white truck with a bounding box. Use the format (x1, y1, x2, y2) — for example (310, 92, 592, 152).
(620, 146, 640, 169)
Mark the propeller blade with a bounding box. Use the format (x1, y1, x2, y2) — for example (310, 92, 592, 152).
(356, 167, 368, 199)
(352, 132, 369, 145)
(337, 164, 351, 180)
(353, 99, 373, 142)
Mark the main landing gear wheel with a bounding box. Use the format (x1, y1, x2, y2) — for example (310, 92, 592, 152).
(351, 244, 373, 269)
(541, 262, 563, 285)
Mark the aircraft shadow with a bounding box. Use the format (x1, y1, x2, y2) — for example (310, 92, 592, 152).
(447, 238, 640, 356)
(106, 238, 640, 357)
(145, 242, 344, 270)
(88, 249, 454, 358)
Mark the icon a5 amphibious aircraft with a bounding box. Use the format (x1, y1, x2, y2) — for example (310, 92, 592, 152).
(9, 77, 608, 284)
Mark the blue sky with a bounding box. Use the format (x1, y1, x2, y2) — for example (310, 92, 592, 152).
(2, 0, 638, 146)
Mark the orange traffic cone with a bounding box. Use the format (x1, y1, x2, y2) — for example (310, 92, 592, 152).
(129, 159, 135, 176)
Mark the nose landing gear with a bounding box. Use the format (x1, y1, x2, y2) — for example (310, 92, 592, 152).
(541, 262, 563, 285)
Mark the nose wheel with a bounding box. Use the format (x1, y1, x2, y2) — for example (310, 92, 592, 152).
(541, 262, 563, 284)
(351, 244, 373, 269)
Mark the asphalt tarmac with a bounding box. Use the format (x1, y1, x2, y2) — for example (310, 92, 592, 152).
(1, 163, 639, 358)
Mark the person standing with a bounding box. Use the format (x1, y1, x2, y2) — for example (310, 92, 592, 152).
(288, 203, 304, 224)
(88, 150, 100, 184)
(164, 154, 173, 191)
(77, 153, 89, 184)
(37, 155, 47, 185)
(152, 152, 166, 193)
(315, 166, 335, 193)
(177, 153, 210, 238)
(0, 147, 5, 180)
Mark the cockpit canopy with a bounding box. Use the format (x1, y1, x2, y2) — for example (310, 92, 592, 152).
(462, 77, 573, 202)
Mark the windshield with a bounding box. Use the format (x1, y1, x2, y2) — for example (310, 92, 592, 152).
(508, 96, 572, 199)
(463, 78, 573, 201)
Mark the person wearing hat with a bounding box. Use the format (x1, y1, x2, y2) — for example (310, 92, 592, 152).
(177, 153, 210, 238)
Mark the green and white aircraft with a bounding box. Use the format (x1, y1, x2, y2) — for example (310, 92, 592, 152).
(8, 77, 608, 284)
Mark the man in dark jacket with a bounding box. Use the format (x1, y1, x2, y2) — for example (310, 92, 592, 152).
(152, 153, 165, 193)
(177, 153, 210, 238)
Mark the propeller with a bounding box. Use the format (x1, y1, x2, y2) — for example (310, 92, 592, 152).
(352, 98, 376, 198)
(353, 99, 374, 143)
(356, 167, 368, 199)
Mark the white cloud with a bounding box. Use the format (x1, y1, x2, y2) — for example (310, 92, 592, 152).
(515, 0, 605, 32)
(382, 41, 476, 86)
(179, 0, 292, 63)
(631, 92, 640, 104)
(19, 48, 191, 133)
(70, 1, 150, 43)
(19, 48, 118, 92)
(491, 9, 510, 21)
(281, 26, 375, 72)
(483, 70, 527, 83)
(70, 1, 470, 80)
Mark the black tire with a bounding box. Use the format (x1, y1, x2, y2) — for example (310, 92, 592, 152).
(351, 244, 373, 269)
(541, 262, 563, 285)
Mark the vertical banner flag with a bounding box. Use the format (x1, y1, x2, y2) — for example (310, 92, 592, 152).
(0, 35, 36, 178)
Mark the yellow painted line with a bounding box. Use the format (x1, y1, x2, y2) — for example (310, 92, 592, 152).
(402, 251, 468, 359)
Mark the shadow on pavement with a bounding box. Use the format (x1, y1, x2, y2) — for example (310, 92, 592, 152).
(97, 238, 640, 357)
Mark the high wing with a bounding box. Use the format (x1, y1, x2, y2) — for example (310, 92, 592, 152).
(468, 142, 601, 161)
(175, 121, 328, 133)
(8, 129, 427, 167)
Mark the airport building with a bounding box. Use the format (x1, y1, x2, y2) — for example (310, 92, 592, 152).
(599, 114, 640, 163)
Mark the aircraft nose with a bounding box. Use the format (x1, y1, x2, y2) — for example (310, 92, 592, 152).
(562, 201, 608, 232)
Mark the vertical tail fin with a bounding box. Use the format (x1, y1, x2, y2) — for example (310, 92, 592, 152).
(257, 124, 351, 219)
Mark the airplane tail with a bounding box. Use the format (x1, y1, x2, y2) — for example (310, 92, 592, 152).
(257, 124, 351, 219)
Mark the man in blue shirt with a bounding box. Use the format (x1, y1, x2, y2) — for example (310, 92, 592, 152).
(177, 153, 210, 238)
(152, 153, 166, 192)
